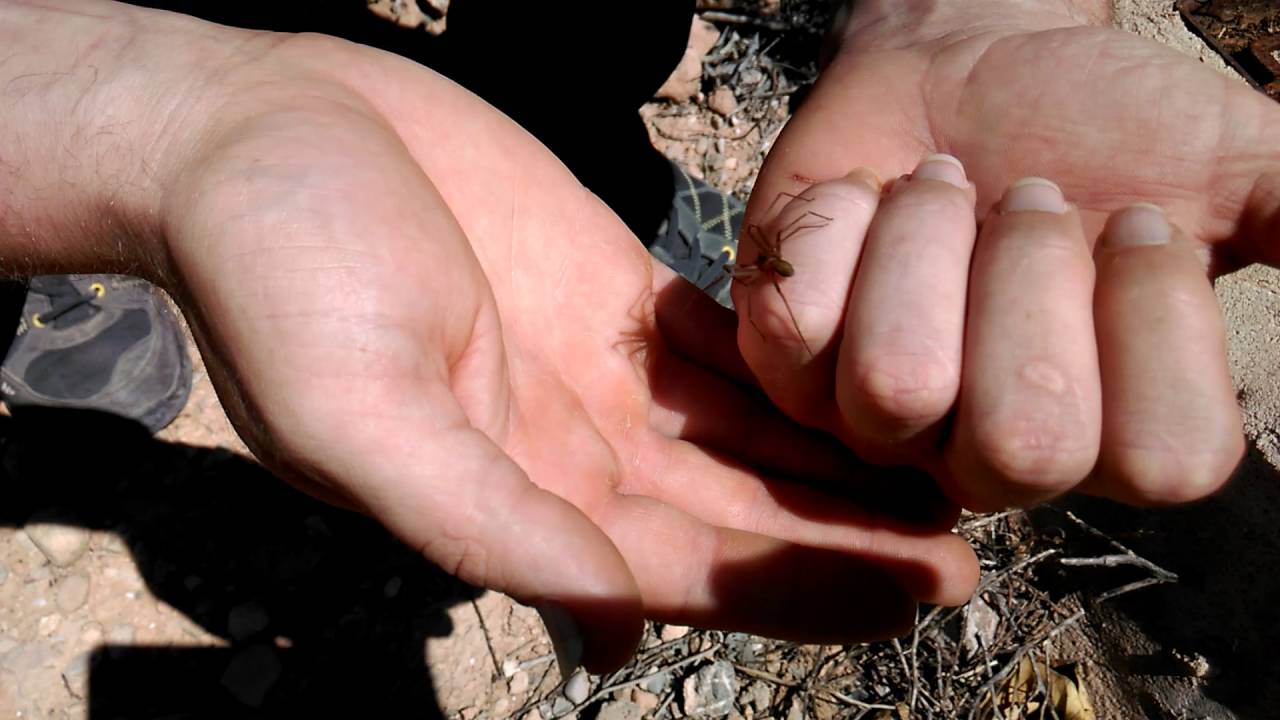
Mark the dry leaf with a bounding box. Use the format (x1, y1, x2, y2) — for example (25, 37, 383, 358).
(979, 655, 1096, 720)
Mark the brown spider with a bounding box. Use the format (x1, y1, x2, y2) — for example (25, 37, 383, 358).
(727, 193, 833, 357)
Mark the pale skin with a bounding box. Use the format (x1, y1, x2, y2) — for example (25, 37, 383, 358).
(0, 0, 1275, 676)
(737, 0, 1277, 511)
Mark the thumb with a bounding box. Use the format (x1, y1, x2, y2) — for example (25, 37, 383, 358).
(336, 401, 644, 676)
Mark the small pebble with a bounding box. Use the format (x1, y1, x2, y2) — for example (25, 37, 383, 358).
(641, 670, 671, 694)
(79, 622, 104, 648)
(659, 624, 690, 642)
(551, 697, 575, 718)
(221, 645, 281, 708)
(708, 86, 738, 117)
(564, 669, 590, 704)
(55, 574, 90, 614)
(510, 670, 531, 695)
(227, 601, 270, 641)
(631, 689, 660, 713)
(383, 576, 402, 599)
(23, 521, 90, 567)
(682, 660, 737, 718)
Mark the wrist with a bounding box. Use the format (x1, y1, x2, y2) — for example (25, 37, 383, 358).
(0, 1, 246, 284)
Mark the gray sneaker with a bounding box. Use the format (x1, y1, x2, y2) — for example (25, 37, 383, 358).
(648, 161, 744, 308)
(0, 275, 192, 434)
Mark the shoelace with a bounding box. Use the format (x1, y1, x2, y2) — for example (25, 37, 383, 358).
(29, 279, 105, 329)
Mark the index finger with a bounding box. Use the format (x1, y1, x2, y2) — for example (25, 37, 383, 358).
(733, 169, 882, 426)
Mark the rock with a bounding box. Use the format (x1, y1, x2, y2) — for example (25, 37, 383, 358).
(598, 700, 643, 720)
(683, 661, 738, 717)
(79, 622, 103, 649)
(564, 668, 591, 704)
(708, 87, 738, 117)
(746, 681, 772, 710)
(366, 0, 449, 34)
(303, 515, 330, 535)
(461, 707, 480, 720)
(0, 640, 55, 673)
(61, 652, 91, 699)
(23, 521, 90, 567)
(523, 709, 543, 720)
(660, 624, 691, 642)
(383, 576, 403, 599)
(656, 16, 721, 102)
(510, 670, 531, 695)
(962, 594, 1000, 659)
(55, 574, 90, 614)
(786, 697, 805, 720)
(642, 670, 671, 694)
(631, 689, 660, 713)
(0, 565, 8, 585)
(220, 645, 281, 708)
(227, 601, 269, 641)
(551, 696, 575, 718)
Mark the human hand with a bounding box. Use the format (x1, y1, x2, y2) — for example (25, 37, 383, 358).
(741, 0, 1278, 510)
(6, 5, 979, 672)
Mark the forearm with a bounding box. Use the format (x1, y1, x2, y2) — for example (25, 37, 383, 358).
(0, 0, 236, 281)
(833, 0, 1111, 50)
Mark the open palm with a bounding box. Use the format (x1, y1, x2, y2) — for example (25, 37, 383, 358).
(159, 34, 977, 672)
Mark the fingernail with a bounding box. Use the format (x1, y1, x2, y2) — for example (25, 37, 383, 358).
(1000, 177, 1068, 214)
(844, 167, 883, 192)
(537, 603, 583, 676)
(1103, 203, 1170, 247)
(912, 153, 967, 189)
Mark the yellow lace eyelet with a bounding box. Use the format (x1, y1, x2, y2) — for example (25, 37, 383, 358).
(721, 244, 736, 262)
(90, 282, 106, 298)
(31, 313, 46, 329)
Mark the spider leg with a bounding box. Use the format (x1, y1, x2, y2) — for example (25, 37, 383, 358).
(743, 224, 781, 259)
(726, 263, 763, 283)
(771, 276, 815, 358)
(760, 190, 818, 218)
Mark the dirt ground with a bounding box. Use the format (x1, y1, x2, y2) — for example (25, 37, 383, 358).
(3, 1, 1279, 718)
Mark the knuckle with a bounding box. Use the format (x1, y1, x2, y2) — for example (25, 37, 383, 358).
(421, 533, 494, 588)
(851, 353, 957, 424)
(971, 413, 1094, 489)
(1108, 435, 1245, 505)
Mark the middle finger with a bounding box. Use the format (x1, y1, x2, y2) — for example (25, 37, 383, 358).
(945, 178, 1101, 510)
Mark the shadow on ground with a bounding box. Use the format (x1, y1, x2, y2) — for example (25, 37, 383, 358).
(1031, 441, 1280, 719)
(0, 408, 481, 717)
